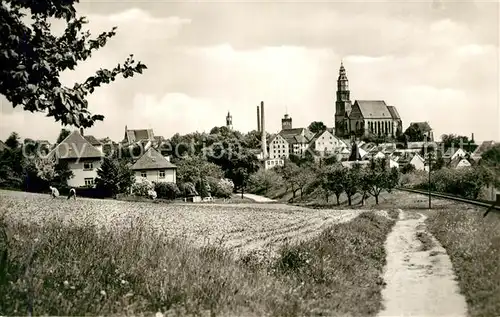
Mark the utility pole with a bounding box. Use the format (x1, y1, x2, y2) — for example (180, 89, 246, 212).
(425, 135, 433, 209)
(428, 151, 432, 209)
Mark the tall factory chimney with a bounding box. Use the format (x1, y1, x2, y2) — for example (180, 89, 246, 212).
(260, 101, 267, 159)
(257, 105, 261, 132)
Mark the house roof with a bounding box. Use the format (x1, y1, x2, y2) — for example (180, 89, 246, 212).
(84, 135, 102, 146)
(131, 147, 177, 170)
(354, 100, 392, 119)
(449, 157, 471, 169)
(472, 141, 496, 156)
(387, 106, 401, 120)
(278, 128, 313, 145)
(49, 130, 103, 159)
(407, 141, 438, 149)
(123, 127, 155, 144)
(410, 122, 432, 132)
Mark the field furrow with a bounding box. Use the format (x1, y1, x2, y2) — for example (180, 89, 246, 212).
(0, 190, 362, 255)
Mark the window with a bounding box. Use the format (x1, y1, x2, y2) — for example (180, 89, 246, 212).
(83, 162, 93, 170)
(141, 172, 147, 178)
(159, 170, 166, 178)
(84, 178, 94, 186)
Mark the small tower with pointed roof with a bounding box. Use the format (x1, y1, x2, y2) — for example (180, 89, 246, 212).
(226, 111, 233, 130)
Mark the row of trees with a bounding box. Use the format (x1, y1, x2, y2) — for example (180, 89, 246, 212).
(249, 158, 400, 206)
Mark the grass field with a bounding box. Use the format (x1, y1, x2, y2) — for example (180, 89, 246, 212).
(425, 206, 500, 317)
(2, 189, 500, 316)
(0, 189, 396, 316)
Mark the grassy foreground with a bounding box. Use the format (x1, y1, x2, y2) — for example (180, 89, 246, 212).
(426, 209, 500, 317)
(0, 211, 394, 316)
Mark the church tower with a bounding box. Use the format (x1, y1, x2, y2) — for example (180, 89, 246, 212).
(226, 111, 233, 130)
(281, 113, 292, 130)
(334, 61, 352, 137)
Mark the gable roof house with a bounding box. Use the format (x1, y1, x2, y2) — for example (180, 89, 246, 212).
(122, 126, 165, 151)
(269, 128, 314, 159)
(131, 147, 177, 183)
(442, 147, 467, 162)
(308, 129, 347, 156)
(409, 153, 427, 171)
(471, 141, 496, 162)
(48, 130, 104, 188)
(449, 157, 472, 169)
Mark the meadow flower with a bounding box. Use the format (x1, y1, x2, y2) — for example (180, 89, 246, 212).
(63, 280, 69, 288)
(100, 290, 106, 296)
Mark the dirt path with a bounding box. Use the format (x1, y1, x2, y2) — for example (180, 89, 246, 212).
(242, 193, 276, 203)
(378, 210, 468, 317)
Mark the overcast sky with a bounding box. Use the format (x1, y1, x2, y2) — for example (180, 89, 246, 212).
(0, 0, 498, 143)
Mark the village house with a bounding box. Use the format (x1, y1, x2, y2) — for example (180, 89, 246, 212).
(448, 157, 472, 169)
(268, 114, 315, 160)
(471, 140, 496, 162)
(131, 147, 177, 183)
(409, 153, 426, 171)
(48, 129, 104, 188)
(122, 126, 165, 151)
(442, 147, 467, 162)
(308, 128, 348, 157)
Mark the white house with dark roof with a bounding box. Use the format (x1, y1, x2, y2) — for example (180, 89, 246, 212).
(48, 129, 104, 188)
(333, 61, 403, 138)
(131, 147, 177, 183)
(268, 115, 315, 160)
(308, 129, 347, 156)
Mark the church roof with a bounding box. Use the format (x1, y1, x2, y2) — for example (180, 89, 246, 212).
(387, 106, 401, 120)
(354, 100, 392, 119)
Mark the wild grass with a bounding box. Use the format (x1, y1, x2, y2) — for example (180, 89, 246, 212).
(426, 209, 500, 317)
(0, 211, 394, 316)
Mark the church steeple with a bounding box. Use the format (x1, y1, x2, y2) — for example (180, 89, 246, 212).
(334, 60, 352, 137)
(337, 60, 349, 94)
(226, 111, 233, 130)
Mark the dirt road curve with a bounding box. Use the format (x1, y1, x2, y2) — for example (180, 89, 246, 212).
(378, 210, 468, 317)
(242, 193, 276, 203)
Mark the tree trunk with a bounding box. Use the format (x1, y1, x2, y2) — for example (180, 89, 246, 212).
(241, 186, 244, 199)
(347, 195, 352, 206)
(336, 194, 340, 205)
(375, 194, 379, 204)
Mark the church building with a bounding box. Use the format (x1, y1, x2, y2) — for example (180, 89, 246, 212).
(334, 62, 403, 138)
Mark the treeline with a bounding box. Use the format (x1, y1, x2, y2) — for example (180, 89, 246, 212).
(249, 158, 400, 206)
(0, 127, 262, 200)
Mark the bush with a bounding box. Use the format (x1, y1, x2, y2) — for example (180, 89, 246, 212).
(131, 179, 154, 197)
(415, 167, 492, 199)
(205, 177, 233, 198)
(154, 182, 181, 200)
(179, 182, 198, 197)
(216, 178, 234, 198)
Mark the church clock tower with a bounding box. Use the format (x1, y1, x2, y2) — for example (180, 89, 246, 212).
(334, 61, 352, 137)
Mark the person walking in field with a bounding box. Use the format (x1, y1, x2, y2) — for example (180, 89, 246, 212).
(67, 188, 76, 200)
(49, 186, 59, 198)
